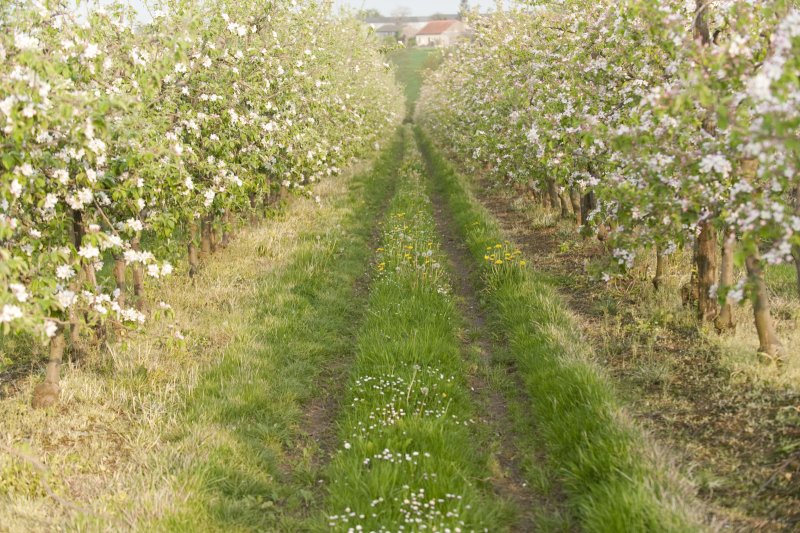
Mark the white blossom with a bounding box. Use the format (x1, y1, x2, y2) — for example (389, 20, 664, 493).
(56, 265, 76, 280)
(78, 244, 100, 259)
(0, 304, 23, 323)
(10, 283, 29, 302)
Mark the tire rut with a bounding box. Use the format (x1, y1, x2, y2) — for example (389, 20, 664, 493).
(280, 158, 401, 516)
(296, 188, 396, 470)
(427, 184, 542, 532)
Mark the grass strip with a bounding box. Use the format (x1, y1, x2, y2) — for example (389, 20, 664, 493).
(140, 136, 405, 532)
(388, 48, 438, 120)
(415, 127, 702, 533)
(321, 128, 509, 532)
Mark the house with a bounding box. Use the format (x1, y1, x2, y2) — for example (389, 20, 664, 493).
(363, 14, 459, 32)
(374, 23, 419, 41)
(415, 20, 466, 47)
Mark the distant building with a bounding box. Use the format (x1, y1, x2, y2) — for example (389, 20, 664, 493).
(415, 20, 466, 47)
(363, 14, 460, 32)
(374, 23, 419, 42)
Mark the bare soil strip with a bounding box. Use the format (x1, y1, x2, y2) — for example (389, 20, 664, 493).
(428, 178, 568, 532)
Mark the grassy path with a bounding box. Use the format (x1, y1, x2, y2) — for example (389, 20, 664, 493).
(388, 48, 438, 120)
(428, 165, 570, 531)
(415, 127, 703, 532)
(146, 137, 403, 532)
(321, 128, 521, 532)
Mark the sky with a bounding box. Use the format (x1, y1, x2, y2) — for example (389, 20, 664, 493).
(332, 0, 492, 16)
(93, 0, 496, 21)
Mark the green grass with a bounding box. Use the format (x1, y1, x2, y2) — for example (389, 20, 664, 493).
(140, 136, 405, 531)
(415, 127, 703, 533)
(319, 128, 510, 532)
(388, 48, 440, 120)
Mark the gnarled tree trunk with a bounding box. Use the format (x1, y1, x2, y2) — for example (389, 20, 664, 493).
(653, 246, 667, 291)
(696, 220, 718, 322)
(546, 178, 560, 212)
(188, 220, 200, 278)
(210, 223, 219, 254)
(693, 0, 711, 44)
(221, 212, 232, 248)
(248, 192, 259, 225)
(559, 190, 571, 219)
(32, 328, 66, 409)
(715, 228, 736, 332)
(569, 187, 582, 225)
(113, 255, 127, 309)
(200, 215, 213, 258)
(691, 1, 717, 323)
(745, 253, 783, 362)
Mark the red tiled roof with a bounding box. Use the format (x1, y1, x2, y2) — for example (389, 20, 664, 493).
(416, 20, 459, 35)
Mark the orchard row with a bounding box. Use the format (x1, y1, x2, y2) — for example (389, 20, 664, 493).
(419, 0, 800, 358)
(0, 0, 402, 406)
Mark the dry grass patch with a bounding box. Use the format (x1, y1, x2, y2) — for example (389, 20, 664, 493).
(0, 167, 369, 532)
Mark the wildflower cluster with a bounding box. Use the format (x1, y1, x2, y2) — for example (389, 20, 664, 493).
(347, 367, 469, 441)
(333, 365, 474, 531)
(374, 155, 448, 293)
(483, 242, 526, 276)
(329, 486, 472, 532)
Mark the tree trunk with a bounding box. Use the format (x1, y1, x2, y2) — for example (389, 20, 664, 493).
(596, 223, 609, 242)
(569, 187, 582, 225)
(221, 212, 232, 248)
(745, 253, 783, 362)
(210, 223, 218, 254)
(546, 179, 560, 212)
(542, 187, 551, 209)
(653, 246, 667, 290)
(696, 220, 718, 322)
(32, 329, 65, 409)
(113, 255, 127, 309)
(188, 220, 200, 278)
(249, 192, 259, 225)
(131, 236, 145, 311)
(694, 0, 711, 45)
(527, 181, 538, 203)
(200, 215, 212, 258)
(70, 210, 84, 249)
(691, 0, 717, 320)
(559, 190, 571, 219)
(70, 210, 96, 289)
(715, 228, 736, 332)
(794, 183, 800, 297)
(581, 191, 603, 239)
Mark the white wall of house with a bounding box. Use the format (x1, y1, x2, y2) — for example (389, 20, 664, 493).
(417, 34, 444, 46)
(416, 23, 465, 47)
